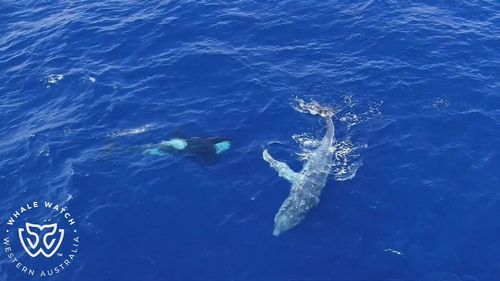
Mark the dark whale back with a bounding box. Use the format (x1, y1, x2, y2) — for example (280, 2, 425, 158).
(185, 136, 231, 164)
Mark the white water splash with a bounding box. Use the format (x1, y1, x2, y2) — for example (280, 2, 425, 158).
(292, 133, 321, 149)
(340, 112, 362, 129)
(432, 97, 449, 110)
(340, 99, 382, 130)
(332, 140, 366, 181)
(293, 133, 323, 163)
(39, 145, 50, 157)
(45, 74, 64, 88)
(384, 248, 404, 256)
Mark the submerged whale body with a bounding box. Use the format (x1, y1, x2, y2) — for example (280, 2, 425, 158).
(263, 100, 336, 236)
(144, 135, 231, 164)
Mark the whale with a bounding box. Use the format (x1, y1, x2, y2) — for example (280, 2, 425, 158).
(144, 135, 231, 164)
(263, 100, 336, 236)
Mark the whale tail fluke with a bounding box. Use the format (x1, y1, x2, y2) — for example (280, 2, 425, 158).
(295, 98, 335, 118)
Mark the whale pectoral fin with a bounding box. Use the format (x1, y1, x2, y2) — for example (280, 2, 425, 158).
(263, 149, 299, 183)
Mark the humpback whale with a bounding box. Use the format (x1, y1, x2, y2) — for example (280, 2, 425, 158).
(144, 135, 231, 164)
(263, 100, 336, 236)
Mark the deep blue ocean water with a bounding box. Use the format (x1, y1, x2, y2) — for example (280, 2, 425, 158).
(1, 0, 499, 280)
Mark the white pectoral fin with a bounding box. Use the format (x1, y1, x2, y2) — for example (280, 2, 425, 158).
(263, 149, 299, 183)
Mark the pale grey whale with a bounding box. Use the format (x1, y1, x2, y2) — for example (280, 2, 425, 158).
(263, 100, 336, 236)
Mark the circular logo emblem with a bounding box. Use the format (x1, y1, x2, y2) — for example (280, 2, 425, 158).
(2, 201, 80, 278)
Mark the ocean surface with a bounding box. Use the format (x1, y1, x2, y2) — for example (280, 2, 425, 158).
(0, 0, 499, 280)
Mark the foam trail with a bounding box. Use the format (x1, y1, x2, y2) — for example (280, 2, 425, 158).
(107, 124, 154, 138)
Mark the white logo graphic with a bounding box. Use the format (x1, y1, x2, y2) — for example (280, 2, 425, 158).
(3, 201, 80, 278)
(18, 223, 65, 258)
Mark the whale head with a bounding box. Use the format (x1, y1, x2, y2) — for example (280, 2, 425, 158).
(273, 217, 290, 236)
(273, 208, 306, 236)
